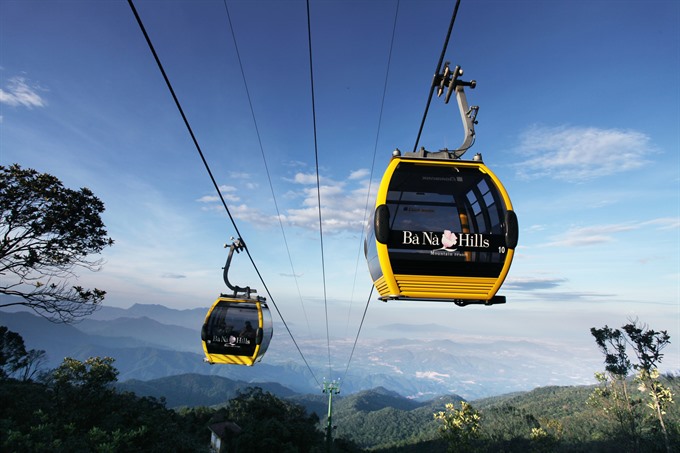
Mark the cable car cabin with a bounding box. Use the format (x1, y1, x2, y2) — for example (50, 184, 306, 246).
(201, 296, 273, 366)
(365, 153, 518, 305)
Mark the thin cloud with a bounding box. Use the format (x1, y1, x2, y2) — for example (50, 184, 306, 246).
(515, 125, 652, 182)
(196, 185, 240, 203)
(529, 291, 617, 301)
(526, 224, 546, 233)
(544, 219, 676, 247)
(349, 168, 369, 180)
(280, 272, 304, 278)
(504, 276, 568, 291)
(0, 76, 46, 108)
(546, 223, 637, 247)
(161, 272, 187, 279)
(642, 217, 680, 230)
(378, 323, 451, 333)
(228, 172, 251, 179)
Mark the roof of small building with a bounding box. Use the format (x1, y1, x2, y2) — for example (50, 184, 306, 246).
(209, 421, 242, 438)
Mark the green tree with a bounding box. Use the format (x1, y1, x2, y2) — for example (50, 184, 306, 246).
(0, 164, 113, 322)
(2, 357, 209, 452)
(478, 403, 539, 451)
(623, 321, 673, 453)
(590, 320, 675, 452)
(433, 401, 481, 453)
(0, 325, 46, 381)
(589, 325, 642, 450)
(215, 387, 323, 452)
(51, 356, 119, 390)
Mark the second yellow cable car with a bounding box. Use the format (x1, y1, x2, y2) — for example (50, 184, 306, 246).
(201, 239, 273, 365)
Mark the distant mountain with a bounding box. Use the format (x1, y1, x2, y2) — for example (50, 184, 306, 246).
(0, 311, 159, 366)
(76, 316, 199, 352)
(338, 386, 422, 412)
(116, 373, 298, 408)
(89, 303, 207, 327)
(1, 303, 604, 400)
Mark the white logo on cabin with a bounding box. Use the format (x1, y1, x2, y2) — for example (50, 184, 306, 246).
(401, 230, 490, 250)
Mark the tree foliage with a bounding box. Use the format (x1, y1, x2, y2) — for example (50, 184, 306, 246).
(589, 320, 674, 453)
(1, 353, 209, 452)
(212, 387, 324, 452)
(0, 325, 46, 381)
(0, 164, 113, 322)
(434, 401, 481, 453)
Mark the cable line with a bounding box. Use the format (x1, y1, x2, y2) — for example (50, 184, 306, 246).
(304, 0, 333, 381)
(341, 285, 373, 384)
(412, 0, 462, 152)
(220, 0, 312, 337)
(346, 0, 401, 337)
(127, 0, 321, 388)
(341, 0, 400, 387)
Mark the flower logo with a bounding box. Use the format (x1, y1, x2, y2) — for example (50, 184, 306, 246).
(441, 230, 457, 250)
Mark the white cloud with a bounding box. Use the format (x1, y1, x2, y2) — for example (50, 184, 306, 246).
(231, 203, 280, 228)
(291, 172, 322, 185)
(416, 371, 450, 383)
(197, 185, 240, 204)
(197, 195, 219, 203)
(348, 168, 369, 180)
(515, 125, 652, 182)
(281, 177, 375, 233)
(0, 76, 46, 108)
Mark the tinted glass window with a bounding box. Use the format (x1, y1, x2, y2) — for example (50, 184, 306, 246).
(384, 162, 509, 277)
(204, 301, 259, 356)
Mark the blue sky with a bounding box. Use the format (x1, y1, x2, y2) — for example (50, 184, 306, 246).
(1, 0, 679, 374)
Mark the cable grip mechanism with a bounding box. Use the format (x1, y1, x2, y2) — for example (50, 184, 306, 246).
(435, 62, 478, 158)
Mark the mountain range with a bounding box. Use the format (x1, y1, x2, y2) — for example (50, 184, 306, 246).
(0, 303, 602, 400)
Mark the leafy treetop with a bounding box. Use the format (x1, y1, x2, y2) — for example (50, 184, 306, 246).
(0, 164, 113, 322)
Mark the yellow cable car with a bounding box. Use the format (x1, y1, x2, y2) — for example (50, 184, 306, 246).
(365, 152, 518, 305)
(201, 295, 272, 366)
(201, 238, 273, 365)
(364, 64, 518, 305)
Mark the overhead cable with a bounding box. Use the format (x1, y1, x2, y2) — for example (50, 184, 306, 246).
(127, 0, 320, 388)
(220, 0, 312, 337)
(304, 0, 333, 381)
(412, 0, 462, 152)
(344, 0, 401, 378)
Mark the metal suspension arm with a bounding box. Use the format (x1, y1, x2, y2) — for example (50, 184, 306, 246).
(222, 238, 254, 297)
(436, 63, 478, 157)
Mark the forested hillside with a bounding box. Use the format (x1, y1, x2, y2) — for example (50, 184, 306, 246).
(2, 320, 678, 451)
(114, 370, 680, 452)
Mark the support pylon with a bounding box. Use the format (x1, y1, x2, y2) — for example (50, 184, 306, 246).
(323, 380, 340, 452)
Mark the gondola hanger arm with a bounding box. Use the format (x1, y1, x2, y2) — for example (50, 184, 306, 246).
(222, 237, 256, 298)
(407, 63, 479, 160)
(436, 62, 478, 158)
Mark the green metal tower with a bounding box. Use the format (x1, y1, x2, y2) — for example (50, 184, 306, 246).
(323, 380, 340, 452)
